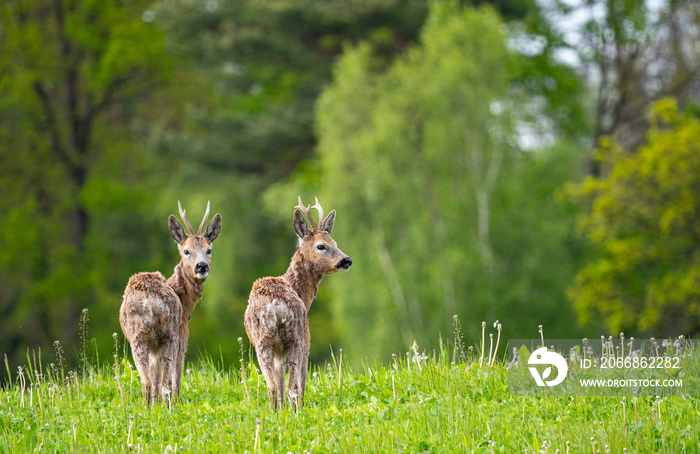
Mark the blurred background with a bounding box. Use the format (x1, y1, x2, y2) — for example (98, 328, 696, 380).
(1, 0, 700, 379)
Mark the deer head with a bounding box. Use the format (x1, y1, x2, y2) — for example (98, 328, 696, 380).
(293, 196, 352, 275)
(168, 201, 222, 279)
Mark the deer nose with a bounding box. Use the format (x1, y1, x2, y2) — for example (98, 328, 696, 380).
(195, 262, 209, 274)
(337, 257, 352, 270)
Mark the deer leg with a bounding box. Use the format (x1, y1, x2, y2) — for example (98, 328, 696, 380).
(173, 340, 186, 401)
(161, 358, 171, 408)
(131, 342, 152, 405)
(161, 338, 178, 408)
(286, 345, 305, 413)
(274, 355, 286, 410)
(297, 351, 309, 411)
(168, 339, 181, 406)
(256, 347, 281, 411)
(170, 359, 180, 407)
(148, 351, 162, 404)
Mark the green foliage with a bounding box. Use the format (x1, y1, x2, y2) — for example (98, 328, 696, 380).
(1, 341, 698, 451)
(0, 0, 173, 375)
(157, 0, 428, 177)
(149, 0, 433, 366)
(547, 0, 700, 152)
(0, 0, 611, 382)
(568, 98, 700, 336)
(300, 2, 590, 360)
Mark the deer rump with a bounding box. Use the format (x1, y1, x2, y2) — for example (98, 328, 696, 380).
(120, 272, 182, 395)
(246, 277, 308, 349)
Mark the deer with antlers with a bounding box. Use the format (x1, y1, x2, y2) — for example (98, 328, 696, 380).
(245, 197, 352, 411)
(120, 201, 221, 405)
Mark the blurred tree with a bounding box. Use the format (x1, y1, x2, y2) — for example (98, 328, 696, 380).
(548, 0, 700, 157)
(568, 98, 700, 336)
(153, 0, 432, 365)
(1, 0, 167, 252)
(0, 0, 593, 376)
(0, 0, 171, 373)
(153, 0, 586, 365)
(157, 0, 427, 178)
(279, 2, 592, 360)
(156, 0, 559, 178)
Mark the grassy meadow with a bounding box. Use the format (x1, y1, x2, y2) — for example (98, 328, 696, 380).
(1, 321, 699, 453)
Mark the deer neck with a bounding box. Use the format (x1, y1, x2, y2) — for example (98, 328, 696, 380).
(283, 251, 323, 311)
(167, 261, 206, 320)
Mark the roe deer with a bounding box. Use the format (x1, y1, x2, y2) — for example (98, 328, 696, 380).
(244, 197, 352, 411)
(120, 201, 221, 405)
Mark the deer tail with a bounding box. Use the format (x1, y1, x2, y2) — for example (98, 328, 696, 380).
(259, 299, 294, 332)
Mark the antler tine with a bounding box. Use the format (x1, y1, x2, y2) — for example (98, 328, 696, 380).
(197, 200, 211, 234)
(311, 197, 325, 225)
(295, 196, 318, 230)
(178, 200, 195, 235)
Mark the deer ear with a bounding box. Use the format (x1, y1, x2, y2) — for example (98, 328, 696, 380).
(322, 210, 336, 234)
(293, 209, 310, 238)
(205, 213, 222, 242)
(169, 215, 186, 244)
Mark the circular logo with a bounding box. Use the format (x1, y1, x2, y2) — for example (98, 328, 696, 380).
(527, 347, 568, 386)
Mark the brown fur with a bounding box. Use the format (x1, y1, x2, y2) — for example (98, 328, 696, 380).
(120, 272, 180, 405)
(119, 202, 221, 406)
(244, 198, 351, 411)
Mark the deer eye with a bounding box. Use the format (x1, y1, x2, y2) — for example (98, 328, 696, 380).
(183, 250, 190, 256)
(316, 244, 327, 251)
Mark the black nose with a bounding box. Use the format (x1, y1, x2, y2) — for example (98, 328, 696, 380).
(195, 262, 209, 274)
(337, 257, 353, 269)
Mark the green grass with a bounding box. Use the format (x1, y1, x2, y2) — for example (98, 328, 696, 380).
(1, 339, 699, 453)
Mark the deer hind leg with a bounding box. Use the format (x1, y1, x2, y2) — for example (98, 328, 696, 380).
(286, 344, 307, 412)
(172, 339, 186, 401)
(131, 342, 152, 404)
(256, 347, 282, 411)
(161, 338, 178, 407)
(148, 350, 162, 404)
(297, 351, 309, 411)
(274, 355, 286, 410)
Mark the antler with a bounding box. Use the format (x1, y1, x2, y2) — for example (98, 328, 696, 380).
(295, 196, 318, 231)
(296, 196, 330, 232)
(178, 201, 195, 235)
(311, 197, 324, 226)
(197, 201, 211, 234)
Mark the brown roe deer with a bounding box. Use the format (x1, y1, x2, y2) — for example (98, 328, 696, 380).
(120, 202, 221, 405)
(244, 197, 352, 411)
